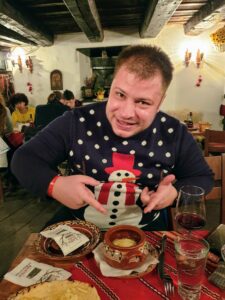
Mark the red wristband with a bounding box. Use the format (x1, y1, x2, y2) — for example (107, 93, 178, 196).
(47, 175, 60, 197)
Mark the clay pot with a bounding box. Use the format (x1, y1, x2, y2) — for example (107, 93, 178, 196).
(103, 225, 148, 270)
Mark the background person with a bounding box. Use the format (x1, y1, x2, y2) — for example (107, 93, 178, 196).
(34, 91, 69, 129)
(10, 93, 35, 128)
(11, 45, 213, 230)
(62, 89, 82, 109)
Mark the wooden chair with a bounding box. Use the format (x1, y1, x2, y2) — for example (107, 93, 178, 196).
(168, 155, 225, 229)
(204, 129, 225, 156)
(205, 155, 225, 225)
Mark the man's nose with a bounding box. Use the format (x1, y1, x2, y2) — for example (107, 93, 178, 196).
(120, 99, 135, 117)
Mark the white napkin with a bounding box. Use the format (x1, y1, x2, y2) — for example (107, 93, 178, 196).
(4, 258, 71, 287)
(0, 137, 9, 154)
(93, 243, 158, 277)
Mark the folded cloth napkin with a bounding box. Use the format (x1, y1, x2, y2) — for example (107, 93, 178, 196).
(208, 261, 225, 290)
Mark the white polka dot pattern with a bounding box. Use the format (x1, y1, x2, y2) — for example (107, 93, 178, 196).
(78, 139, 83, 145)
(158, 140, 163, 146)
(87, 131, 92, 136)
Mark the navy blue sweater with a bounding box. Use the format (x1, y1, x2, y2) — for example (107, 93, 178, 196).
(11, 102, 213, 230)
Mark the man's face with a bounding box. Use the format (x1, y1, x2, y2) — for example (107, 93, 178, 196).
(65, 99, 75, 109)
(106, 66, 166, 138)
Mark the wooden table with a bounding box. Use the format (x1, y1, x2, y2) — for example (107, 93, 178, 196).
(0, 232, 224, 300)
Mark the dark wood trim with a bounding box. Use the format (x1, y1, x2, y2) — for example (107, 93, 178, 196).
(63, 0, 103, 42)
(140, 0, 182, 38)
(184, 0, 225, 35)
(0, 0, 53, 46)
(0, 25, 35, 45)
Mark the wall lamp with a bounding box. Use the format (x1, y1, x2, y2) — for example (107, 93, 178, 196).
(196, 49, 204, 68)
(11, 55, 23, 72)
(184, 48, 204, 68)
(184, 49, 192, 67)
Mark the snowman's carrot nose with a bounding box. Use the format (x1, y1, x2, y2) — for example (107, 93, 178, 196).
(122, 177, 138, 182)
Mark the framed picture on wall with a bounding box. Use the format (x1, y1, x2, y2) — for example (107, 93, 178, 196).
(50, 69, 63, 90)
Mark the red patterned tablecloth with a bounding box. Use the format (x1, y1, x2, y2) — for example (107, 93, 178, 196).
(70, 231, 225, 300)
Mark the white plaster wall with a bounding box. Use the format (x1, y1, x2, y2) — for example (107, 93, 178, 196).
(11, 24, 225, 129)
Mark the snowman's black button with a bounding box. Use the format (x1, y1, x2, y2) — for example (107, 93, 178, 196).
(110, 214, 117, 219)
(117, 184, 122, 188)
(109, 222, 116, 226)
(112, 209, 118, 213)
(114, 191, 121, 197)
(113, 201, 119, 206)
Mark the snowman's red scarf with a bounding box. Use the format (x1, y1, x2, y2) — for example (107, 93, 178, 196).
(97, 182, 137, 205)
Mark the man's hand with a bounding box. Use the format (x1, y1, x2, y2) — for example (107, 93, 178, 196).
(140, 174, 177, 213)
(51, 175, 107, 214)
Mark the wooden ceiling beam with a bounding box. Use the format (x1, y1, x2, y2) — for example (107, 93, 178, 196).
(184, 0, 225, 35)
(63, 0, 103, 42)
(140, 0, 183, 38)
(0, 0, 53, 46)
(0, 24, 36, 45)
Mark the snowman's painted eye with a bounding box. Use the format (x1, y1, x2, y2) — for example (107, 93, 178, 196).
(117, 173, 121, 176)
(125, 173, 129, 177)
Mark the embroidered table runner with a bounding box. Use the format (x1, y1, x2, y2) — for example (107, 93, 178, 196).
(70, 231, 224, 300)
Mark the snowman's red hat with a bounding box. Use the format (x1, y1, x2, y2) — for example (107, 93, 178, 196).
(105, 153, 141, 175)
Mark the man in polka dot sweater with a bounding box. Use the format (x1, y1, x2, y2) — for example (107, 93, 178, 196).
(12, 45, 213, 230)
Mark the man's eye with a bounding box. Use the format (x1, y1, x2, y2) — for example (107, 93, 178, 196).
(116, 91, 124, 98)
(137, 100, 151, 106)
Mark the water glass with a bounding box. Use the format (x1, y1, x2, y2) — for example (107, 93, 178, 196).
(174, 235, 209, 300)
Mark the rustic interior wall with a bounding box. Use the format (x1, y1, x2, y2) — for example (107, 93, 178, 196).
(11, 24, 225, 129)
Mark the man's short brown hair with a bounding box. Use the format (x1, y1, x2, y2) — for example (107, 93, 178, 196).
(114, 45, 174, 89)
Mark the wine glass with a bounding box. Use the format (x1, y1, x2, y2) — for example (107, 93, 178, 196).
(175, 185, 206, 234)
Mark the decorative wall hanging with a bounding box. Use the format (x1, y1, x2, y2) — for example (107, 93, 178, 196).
(210, 26, 225, 52)
(50, 70, 63, 90)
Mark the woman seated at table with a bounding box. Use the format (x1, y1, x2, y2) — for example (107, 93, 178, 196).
(10, 93, 35, 129)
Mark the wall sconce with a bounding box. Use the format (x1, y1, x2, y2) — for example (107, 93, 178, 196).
(11, 55, 33, 73)
(196, 49, 204, 68)
(184, 48, 204, 68)
(25, 56, 33, 73)
(11, 55, 23, 72)
(184, 49, 192, 67)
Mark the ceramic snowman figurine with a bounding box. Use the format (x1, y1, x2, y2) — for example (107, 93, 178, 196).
(84, 153, 147, 229)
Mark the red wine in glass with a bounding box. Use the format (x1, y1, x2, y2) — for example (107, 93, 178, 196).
(175, 185, 206, 233)
(176, 212, 206, 230)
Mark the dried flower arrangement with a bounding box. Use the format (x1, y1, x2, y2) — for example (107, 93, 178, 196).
(210, 26, 225, 52)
